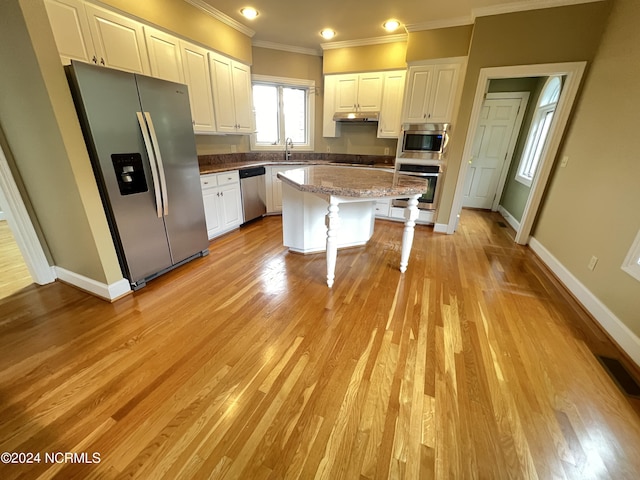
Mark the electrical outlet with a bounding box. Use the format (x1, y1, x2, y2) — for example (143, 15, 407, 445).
(326, 145, 330, 153)
(384, 147, 390, 155)
(560, 155, 569, 168)
(587, 255, 598, 271)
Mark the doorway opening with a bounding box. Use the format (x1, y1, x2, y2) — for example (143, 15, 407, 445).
(449, 62, 586, 244)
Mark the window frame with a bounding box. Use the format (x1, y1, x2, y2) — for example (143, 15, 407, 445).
(250, 74, 315, 152)
(515, 76, 562, 187)
(622, 229, 640, 282)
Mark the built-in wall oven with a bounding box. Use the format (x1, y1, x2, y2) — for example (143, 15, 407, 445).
(392, 163, 443, 211)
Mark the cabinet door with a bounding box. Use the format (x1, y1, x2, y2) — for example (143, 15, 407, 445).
(378, 71, 405, 138)
(428, 63, 461, 123)
(44, 0, 95, 65)
(144, 26, 184, 84)
(231, 62, 254, 133)
(356, 73, 383, 111)
(403, 66, 433, 123)
(219, 183, 243, 229)
(181, 42, 215, 133)
(323, 75, 339, 138)
(334, 74, 359, 112)
(84, 4, 150, 74)
(209, 52, 237, 133)
(202, 188, 222, 239)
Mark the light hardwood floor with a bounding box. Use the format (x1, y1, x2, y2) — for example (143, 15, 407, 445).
(0, 220, 32, 299)
(0, 210, 638, 479)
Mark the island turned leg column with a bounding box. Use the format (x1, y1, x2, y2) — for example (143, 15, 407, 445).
(325, 197, 340, 287)
(400, 195, 419, 273)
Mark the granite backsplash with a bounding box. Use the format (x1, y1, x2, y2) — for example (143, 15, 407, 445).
(198, 152, 396, 169)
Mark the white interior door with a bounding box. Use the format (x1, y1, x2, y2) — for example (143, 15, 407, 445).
(463, 95, 527, 209)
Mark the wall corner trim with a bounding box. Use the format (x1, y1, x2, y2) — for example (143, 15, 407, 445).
(54, 267, 131, 302)
(433, 223, 449, 234)
(529, 237, 640, 367)
(498, 205, 521, 232)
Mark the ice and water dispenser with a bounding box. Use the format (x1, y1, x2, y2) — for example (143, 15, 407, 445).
(111, 153, 148, 195)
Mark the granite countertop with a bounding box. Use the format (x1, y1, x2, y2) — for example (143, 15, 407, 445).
(198, 153, 396, 175)
(277, 165, 428, 198)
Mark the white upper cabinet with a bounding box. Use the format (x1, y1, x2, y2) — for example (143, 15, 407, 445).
(45, 0, 252, 136)
(402, 61, 462, 124)
(230, 62, 253, 133)
(209, 51, 253, 134)
(324, 70, 405, 138)
(334, 73, 383, 112)
(44, 0, 94, 65)
(181, 41, 216, 133)
(322, 75, 339, 138)
(378, 70, 406, 138)
(144, 26, 184, 84)
(84, 3, 150, 74)
(46, 0, 150, 74)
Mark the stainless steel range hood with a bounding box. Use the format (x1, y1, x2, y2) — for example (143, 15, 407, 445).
(333, 111, 379, 122)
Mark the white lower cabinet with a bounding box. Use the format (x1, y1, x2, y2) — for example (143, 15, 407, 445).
(388, 206, 435, 224)
(374, 198, 390, 217)
(201, 171, 243, 239)
(266, 165, 301, 213)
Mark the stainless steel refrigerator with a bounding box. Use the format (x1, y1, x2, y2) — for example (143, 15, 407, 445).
(66, 61, 208, 290)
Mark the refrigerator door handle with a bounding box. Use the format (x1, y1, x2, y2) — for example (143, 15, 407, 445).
(136, 112, 163, 218)
(144, 112, 169, 217)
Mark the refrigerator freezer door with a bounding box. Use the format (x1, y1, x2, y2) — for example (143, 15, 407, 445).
(135, 75, 208, 264)
(68, 62, 173, 283)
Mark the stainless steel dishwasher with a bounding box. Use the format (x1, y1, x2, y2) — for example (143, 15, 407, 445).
(239, 166, 266, 224)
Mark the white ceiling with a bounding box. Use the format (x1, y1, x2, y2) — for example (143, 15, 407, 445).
(192, 0, 599, 54)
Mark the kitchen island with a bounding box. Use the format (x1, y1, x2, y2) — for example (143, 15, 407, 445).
(277, 166, 428, 287)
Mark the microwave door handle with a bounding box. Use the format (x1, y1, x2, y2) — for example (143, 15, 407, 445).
(144, 112, 169, 217)
(442, 132, 450, 152)
(136, 112, 163, 218)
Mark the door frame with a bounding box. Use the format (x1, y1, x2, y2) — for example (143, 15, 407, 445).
(448, 61, 586, 244)
(463, 91, 529, 211)
(0, 143, 56, 285)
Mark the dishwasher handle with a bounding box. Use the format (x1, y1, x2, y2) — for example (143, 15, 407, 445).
(239, 166, 266, 178)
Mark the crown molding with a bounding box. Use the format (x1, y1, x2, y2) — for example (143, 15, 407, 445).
(252, 40, 322, 57)
(321, 33, 407, 51)
(472, 0, 604, 19)
(404, 16, 473, 32)
(182, 0, 255, 37)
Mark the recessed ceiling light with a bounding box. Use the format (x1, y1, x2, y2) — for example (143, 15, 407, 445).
(240, 7, 258, 20)
(320, 28, 336, 40)
(383, 19, 401, 32)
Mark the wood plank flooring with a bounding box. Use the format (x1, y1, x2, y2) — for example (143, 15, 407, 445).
(0, 220, 33, 299)
(0, 210, 638, 479)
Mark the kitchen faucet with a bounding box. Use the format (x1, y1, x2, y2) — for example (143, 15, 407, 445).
(285, 137, 293, 160)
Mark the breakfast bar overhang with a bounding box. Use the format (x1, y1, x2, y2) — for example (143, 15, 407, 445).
(277, 166, 429, 287)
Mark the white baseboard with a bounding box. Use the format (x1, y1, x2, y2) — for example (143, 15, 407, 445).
(0, 210, 6, 221)
(433, 223, 448, 234)
(54, 267, 131, 301)
(498, 205, 521, 232)
(529, 237, 640, 367)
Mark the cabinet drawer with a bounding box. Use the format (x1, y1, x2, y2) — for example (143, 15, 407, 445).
(200, 174, 218, 189)
(216, 170, 239, 186)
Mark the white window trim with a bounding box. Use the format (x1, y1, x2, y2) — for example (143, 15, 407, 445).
(250, 74, 315, 152)
(515, 77, 561, 187)
(622, 229, 640, 282)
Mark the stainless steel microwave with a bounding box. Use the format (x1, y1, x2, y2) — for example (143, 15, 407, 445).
(399, 123, 450, 160)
